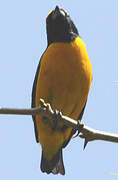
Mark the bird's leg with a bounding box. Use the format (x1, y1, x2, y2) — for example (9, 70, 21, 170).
(51, 110, 62, 130)
(41, 102, 52, 124)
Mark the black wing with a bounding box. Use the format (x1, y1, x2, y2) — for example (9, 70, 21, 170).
(31, 52, 45, 142)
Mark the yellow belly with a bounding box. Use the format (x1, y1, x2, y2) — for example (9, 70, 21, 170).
(34, 37, 92, 160)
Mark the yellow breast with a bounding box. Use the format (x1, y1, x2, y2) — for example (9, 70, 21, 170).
(36, 37, 92, 116)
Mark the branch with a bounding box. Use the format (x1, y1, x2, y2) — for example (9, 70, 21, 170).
(0, 99, 118, 147)
(79, 125, 118, 149)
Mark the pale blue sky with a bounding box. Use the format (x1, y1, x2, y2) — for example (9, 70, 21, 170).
(0, 0, 118, 179)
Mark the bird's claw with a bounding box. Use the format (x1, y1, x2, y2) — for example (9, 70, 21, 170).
(77, 120, 84, 133)
(52, 110, 62, 130)
(72, 120, 84, 138)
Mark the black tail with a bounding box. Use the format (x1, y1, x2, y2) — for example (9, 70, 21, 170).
(41, 149, 65, 175)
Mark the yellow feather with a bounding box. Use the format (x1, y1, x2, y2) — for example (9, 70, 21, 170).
(35, 37, 92, 160)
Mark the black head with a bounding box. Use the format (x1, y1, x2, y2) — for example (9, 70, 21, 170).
(46, 6, 79, 45)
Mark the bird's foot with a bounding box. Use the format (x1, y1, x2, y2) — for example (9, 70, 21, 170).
(73, 120, 84, 138)
(77, 120, 84, 133)
(51, 110, 62, 130)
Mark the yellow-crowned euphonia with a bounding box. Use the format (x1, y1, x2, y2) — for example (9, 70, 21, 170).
(32, 6, 92, 175)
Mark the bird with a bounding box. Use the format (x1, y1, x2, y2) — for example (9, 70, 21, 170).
(32, 6, 92, 175)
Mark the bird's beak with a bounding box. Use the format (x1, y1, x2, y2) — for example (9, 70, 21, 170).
(52, 6, 60, 20)
(52, 6, 66, 20)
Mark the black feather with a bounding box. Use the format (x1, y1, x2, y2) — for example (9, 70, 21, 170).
(41, 149, 65, 175)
